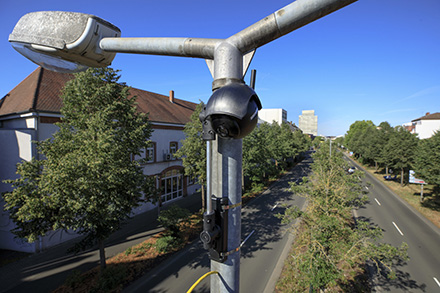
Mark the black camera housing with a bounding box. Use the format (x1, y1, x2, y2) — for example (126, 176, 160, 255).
(202, 83, 262, 140)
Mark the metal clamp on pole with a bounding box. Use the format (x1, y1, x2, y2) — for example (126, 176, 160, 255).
(200, 196, 229, 263)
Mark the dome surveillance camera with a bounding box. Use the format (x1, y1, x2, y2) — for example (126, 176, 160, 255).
(203, 83, 262, 139)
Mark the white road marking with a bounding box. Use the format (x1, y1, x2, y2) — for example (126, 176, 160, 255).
(366, 186, 369, 190)
(434, 277, 440, 288)
(271, 204, 278, 211)
(392, 222, 404, 236)
(374, 198, 381, 206)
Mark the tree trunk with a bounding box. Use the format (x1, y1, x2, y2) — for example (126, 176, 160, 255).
(400, 168, 404, 186)
(99, 239, 107, 271)
(386, 166, 389, 176)
(201, 181, 206, 212)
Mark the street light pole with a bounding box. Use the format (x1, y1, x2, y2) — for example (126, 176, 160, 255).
(209, 41, 244, 293)
(9, 1, 358, 292)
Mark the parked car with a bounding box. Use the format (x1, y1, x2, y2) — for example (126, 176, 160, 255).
(384, 174, 397, 181)
(348, 166, 356, 174)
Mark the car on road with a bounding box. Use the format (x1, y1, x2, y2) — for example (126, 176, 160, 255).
(348, 166, 356, 174)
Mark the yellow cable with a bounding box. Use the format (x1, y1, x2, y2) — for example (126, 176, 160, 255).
(186, 271, 219, 293)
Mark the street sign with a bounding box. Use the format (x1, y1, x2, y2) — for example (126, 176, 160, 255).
(409, 170, 426, 184)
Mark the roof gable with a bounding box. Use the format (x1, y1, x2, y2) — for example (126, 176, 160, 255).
(0, 67, 196, 125)
(412, 112, 440, 122)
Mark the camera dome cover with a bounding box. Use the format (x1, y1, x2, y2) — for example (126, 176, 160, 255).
(204, 83, 262, 139)
(205, 83, 262, 119)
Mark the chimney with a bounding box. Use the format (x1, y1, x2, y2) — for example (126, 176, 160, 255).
(426, 112, 430, 116)
(169, 90, 174, 103)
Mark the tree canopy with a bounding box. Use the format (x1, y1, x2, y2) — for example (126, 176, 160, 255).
(3, 68, 153, 269)
(174, 102, 207, 209)
(414, 131, 440, 194)
(278, 143, 407, 291)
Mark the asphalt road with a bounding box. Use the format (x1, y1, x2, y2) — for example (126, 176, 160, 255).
(124, 155, 312, 293)
(346, 155, 440, 292)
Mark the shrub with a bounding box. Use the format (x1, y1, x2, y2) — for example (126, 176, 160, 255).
(154, 235, 180, 253)
(158, 205, 190, 237)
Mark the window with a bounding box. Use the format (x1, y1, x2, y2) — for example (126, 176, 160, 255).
(161, 169, 183, 203)
(188, 174, 196, 185)
(146, 142, 156, 163)
(132, 142, 156, 164)
(169, 142, 178, 154)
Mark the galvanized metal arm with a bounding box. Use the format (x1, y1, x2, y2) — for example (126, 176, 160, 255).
(99, 0, 357, 60)
(100, 37, 221, 59)
(227, 0, 357, 54)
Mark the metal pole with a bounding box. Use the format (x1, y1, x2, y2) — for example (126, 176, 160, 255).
(210, 138, 242, 292)
(210, 41, 243, 293)
(206, 140, 213, 214)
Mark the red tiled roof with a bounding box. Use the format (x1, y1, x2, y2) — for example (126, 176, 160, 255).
(412, 112, 440, 122)
(0, 67, 196, 125)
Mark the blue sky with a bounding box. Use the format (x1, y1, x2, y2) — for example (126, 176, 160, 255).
(1, 0, 439, 136)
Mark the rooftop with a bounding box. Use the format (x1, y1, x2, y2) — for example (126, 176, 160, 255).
(0, 67, 196, 125)
(412, 112, 440, 122)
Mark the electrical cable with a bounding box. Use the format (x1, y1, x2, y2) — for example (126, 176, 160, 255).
(186, 271, 219, 293)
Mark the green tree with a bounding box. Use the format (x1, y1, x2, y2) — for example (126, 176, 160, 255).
(358, 125, 380, 166)
(3, 68, 153, 270)
(384, 126, 418, 186)
(292, 129, 312, 154)
(345, 120, 375, 155)
(376, 121, 394, 174)
(174, 102, 207, 210)
(414, 131, 440, 194)
(243, 122, 273, 182)
(278, 143, 407, 291)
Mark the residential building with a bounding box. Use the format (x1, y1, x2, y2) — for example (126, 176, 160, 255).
(410, 112, 440, 139)
(298, 110, 318, 136)
(258, 108, 287, 125)
(0, 67, 199, 252)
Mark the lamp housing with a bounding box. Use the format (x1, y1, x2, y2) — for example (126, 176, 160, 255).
(9, 11, 120, 72)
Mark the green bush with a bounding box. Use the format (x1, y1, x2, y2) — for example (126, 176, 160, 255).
(154, 235, 180, 253)
(91, 265, 127, 293)
(158, 205, 190, 237)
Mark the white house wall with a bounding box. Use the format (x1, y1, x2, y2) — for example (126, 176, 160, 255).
(0, 117, 199, 252)
(0, 129, 36, 252)
(415, 119, 440, 139)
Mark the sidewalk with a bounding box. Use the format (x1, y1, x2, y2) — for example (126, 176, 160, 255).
(0, 192, 202, 293)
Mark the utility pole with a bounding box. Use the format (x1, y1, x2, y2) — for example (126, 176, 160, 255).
(9, 0, 358, 291)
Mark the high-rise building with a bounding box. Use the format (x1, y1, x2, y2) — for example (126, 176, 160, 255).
(298, 110, 318, 136)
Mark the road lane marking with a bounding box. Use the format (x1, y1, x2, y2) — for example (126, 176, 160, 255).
(374, 198, 381, 206)
(366, 186, 369, 190)
(271, 204, 278, 211)
(434, 277, 440, 288)
(392, 222, 404, 236)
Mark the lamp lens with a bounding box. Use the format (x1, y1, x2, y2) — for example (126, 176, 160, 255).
(11, 43, 88, 73)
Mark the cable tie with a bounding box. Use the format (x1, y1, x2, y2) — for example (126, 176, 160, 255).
(223, 202, 241, 210)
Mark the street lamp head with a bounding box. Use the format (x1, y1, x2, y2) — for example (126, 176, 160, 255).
(9, 11, 121, 73)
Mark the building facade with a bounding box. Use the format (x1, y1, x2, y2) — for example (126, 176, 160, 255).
(258, 108, 288, 125)
(410, 112, 440, 139)
(0, 67, 199, 252)
(298, 110, 318, 136)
